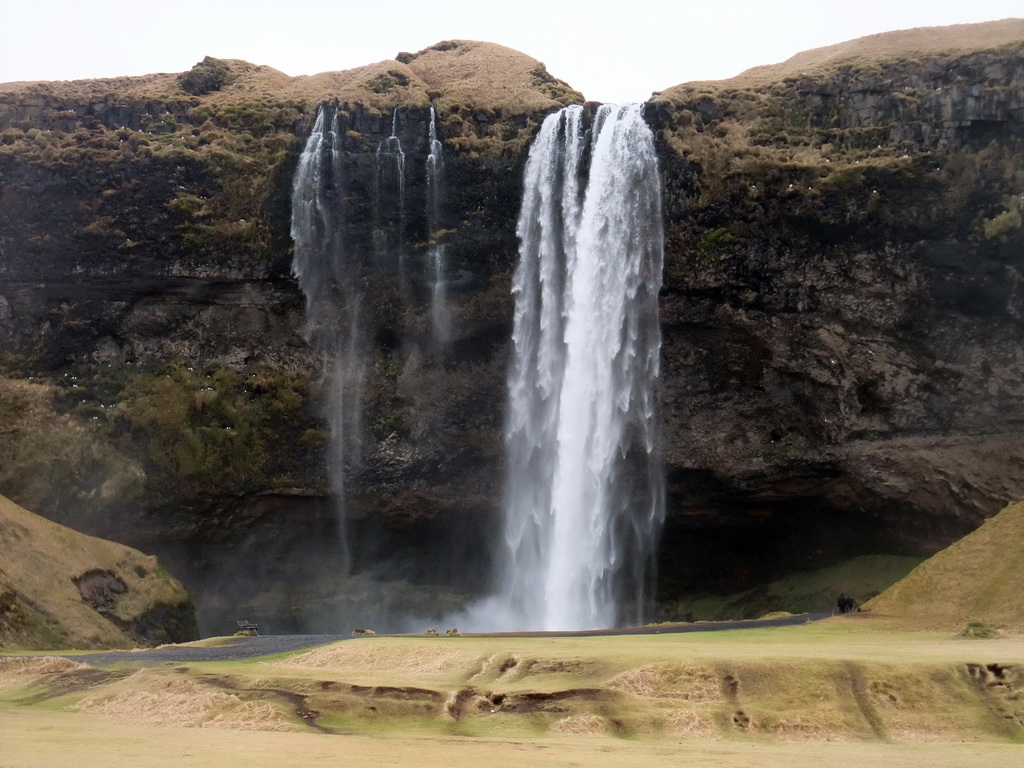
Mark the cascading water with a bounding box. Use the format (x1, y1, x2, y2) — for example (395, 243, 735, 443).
(426, 105, 450, 345)
(290, 104, 365, 567)
(487, 103, 665, 631)
(373, 109, 406, 268)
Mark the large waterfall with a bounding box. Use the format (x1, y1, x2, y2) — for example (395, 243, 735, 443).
(290, 104, 365, 566)
(490, 103, 665, 631)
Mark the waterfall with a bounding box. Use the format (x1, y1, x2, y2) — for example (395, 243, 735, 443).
(426, 105, 450, 345)
(290, 104, 365, 567)
(494, 104, 665, 631)
(373, 109, 405, 267)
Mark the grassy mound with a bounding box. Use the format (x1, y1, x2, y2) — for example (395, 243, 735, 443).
(664, 18, 1024, 92)
(865, 499, 1024, 628)
(0, 494, 197, 649)
(398, 40, 582, 111)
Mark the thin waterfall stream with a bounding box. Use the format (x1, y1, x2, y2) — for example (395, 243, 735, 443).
(290, 104, 366, 567)
(373, 108, 406, 270)
(426, 105, 450, 346)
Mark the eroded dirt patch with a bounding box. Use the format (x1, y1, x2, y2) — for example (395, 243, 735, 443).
(66, 670, 297, 731)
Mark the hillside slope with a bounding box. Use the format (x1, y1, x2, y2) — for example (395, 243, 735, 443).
(0, 494, 197, 649)
(865, 499, 1024, 627)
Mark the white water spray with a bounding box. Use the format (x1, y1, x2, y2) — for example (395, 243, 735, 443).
(487, 104, 665, 631)
(291, 104, 366, 566)
(373, 109, 405, 263)
(426, 105, 450, 345)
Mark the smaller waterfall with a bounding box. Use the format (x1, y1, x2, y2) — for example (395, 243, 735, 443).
(426, 105, 450, 345)
(373, 109, 406, 267)
(291, 104, 366, 568)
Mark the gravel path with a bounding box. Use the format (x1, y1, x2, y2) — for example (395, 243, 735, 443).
(55, 613, 829, 667)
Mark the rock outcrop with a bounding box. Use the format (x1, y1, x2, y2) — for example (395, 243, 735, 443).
(0, 27, 1023, 629)
(646, 23, 1024, 599)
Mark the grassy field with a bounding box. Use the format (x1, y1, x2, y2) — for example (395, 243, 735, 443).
(2, 708, 1021, 768)
(3, 617, 1024, 767)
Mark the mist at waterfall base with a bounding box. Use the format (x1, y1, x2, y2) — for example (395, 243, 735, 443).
(288, 102, 663, 634)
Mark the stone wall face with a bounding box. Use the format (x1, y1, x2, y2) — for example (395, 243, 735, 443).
(648, 45, 1024, 597)
(1, 42, 1024, 628)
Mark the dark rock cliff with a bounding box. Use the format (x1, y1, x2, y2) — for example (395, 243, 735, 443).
(1, 29, 1023, 631)
(0, 42, 579, 631)
(648, 33, 1024, 601)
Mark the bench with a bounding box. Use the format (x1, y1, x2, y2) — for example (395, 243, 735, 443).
(235, 619, 259, 634)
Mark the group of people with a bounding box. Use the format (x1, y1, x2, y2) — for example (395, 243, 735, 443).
(836, 593, 857, 614)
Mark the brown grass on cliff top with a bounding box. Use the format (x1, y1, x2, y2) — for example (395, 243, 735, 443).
(660, 17, 1024, 98)
(400, 39, 580, 111)
(864, 498, 1024, 629)
(0, 40, 571, 114)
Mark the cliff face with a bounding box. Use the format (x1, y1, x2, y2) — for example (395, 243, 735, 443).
(1, 30, 1023, 631)
(648, 35, 1024, 598)
(0, 41, 580, 631)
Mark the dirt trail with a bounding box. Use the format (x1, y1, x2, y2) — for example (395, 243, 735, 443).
(47, 613, 828, 667)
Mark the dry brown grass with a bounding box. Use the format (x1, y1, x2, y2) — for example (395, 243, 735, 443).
(609, 664, 721, 701)
(552, 714, 609, 735)
(865, 499, 1024, 629)
(0, 491, 190, 649)
(665, 708, 720, 739)
(282, 640, 479, 681)
(675, 18, 1024, 91)
(67, 670, 295, 731)
(0, 656, 86, 691)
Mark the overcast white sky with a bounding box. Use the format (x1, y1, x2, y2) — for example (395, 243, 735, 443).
(2, 1, 1022, 103)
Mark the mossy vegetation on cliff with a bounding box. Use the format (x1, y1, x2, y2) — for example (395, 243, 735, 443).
(116, 362, 317, 497)
(0, 360, 322, 522)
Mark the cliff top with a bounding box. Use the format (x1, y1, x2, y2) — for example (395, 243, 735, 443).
(0, 40, 580, 116)
(397, 39, 582, 111)
(658, 17, 1024, 99)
